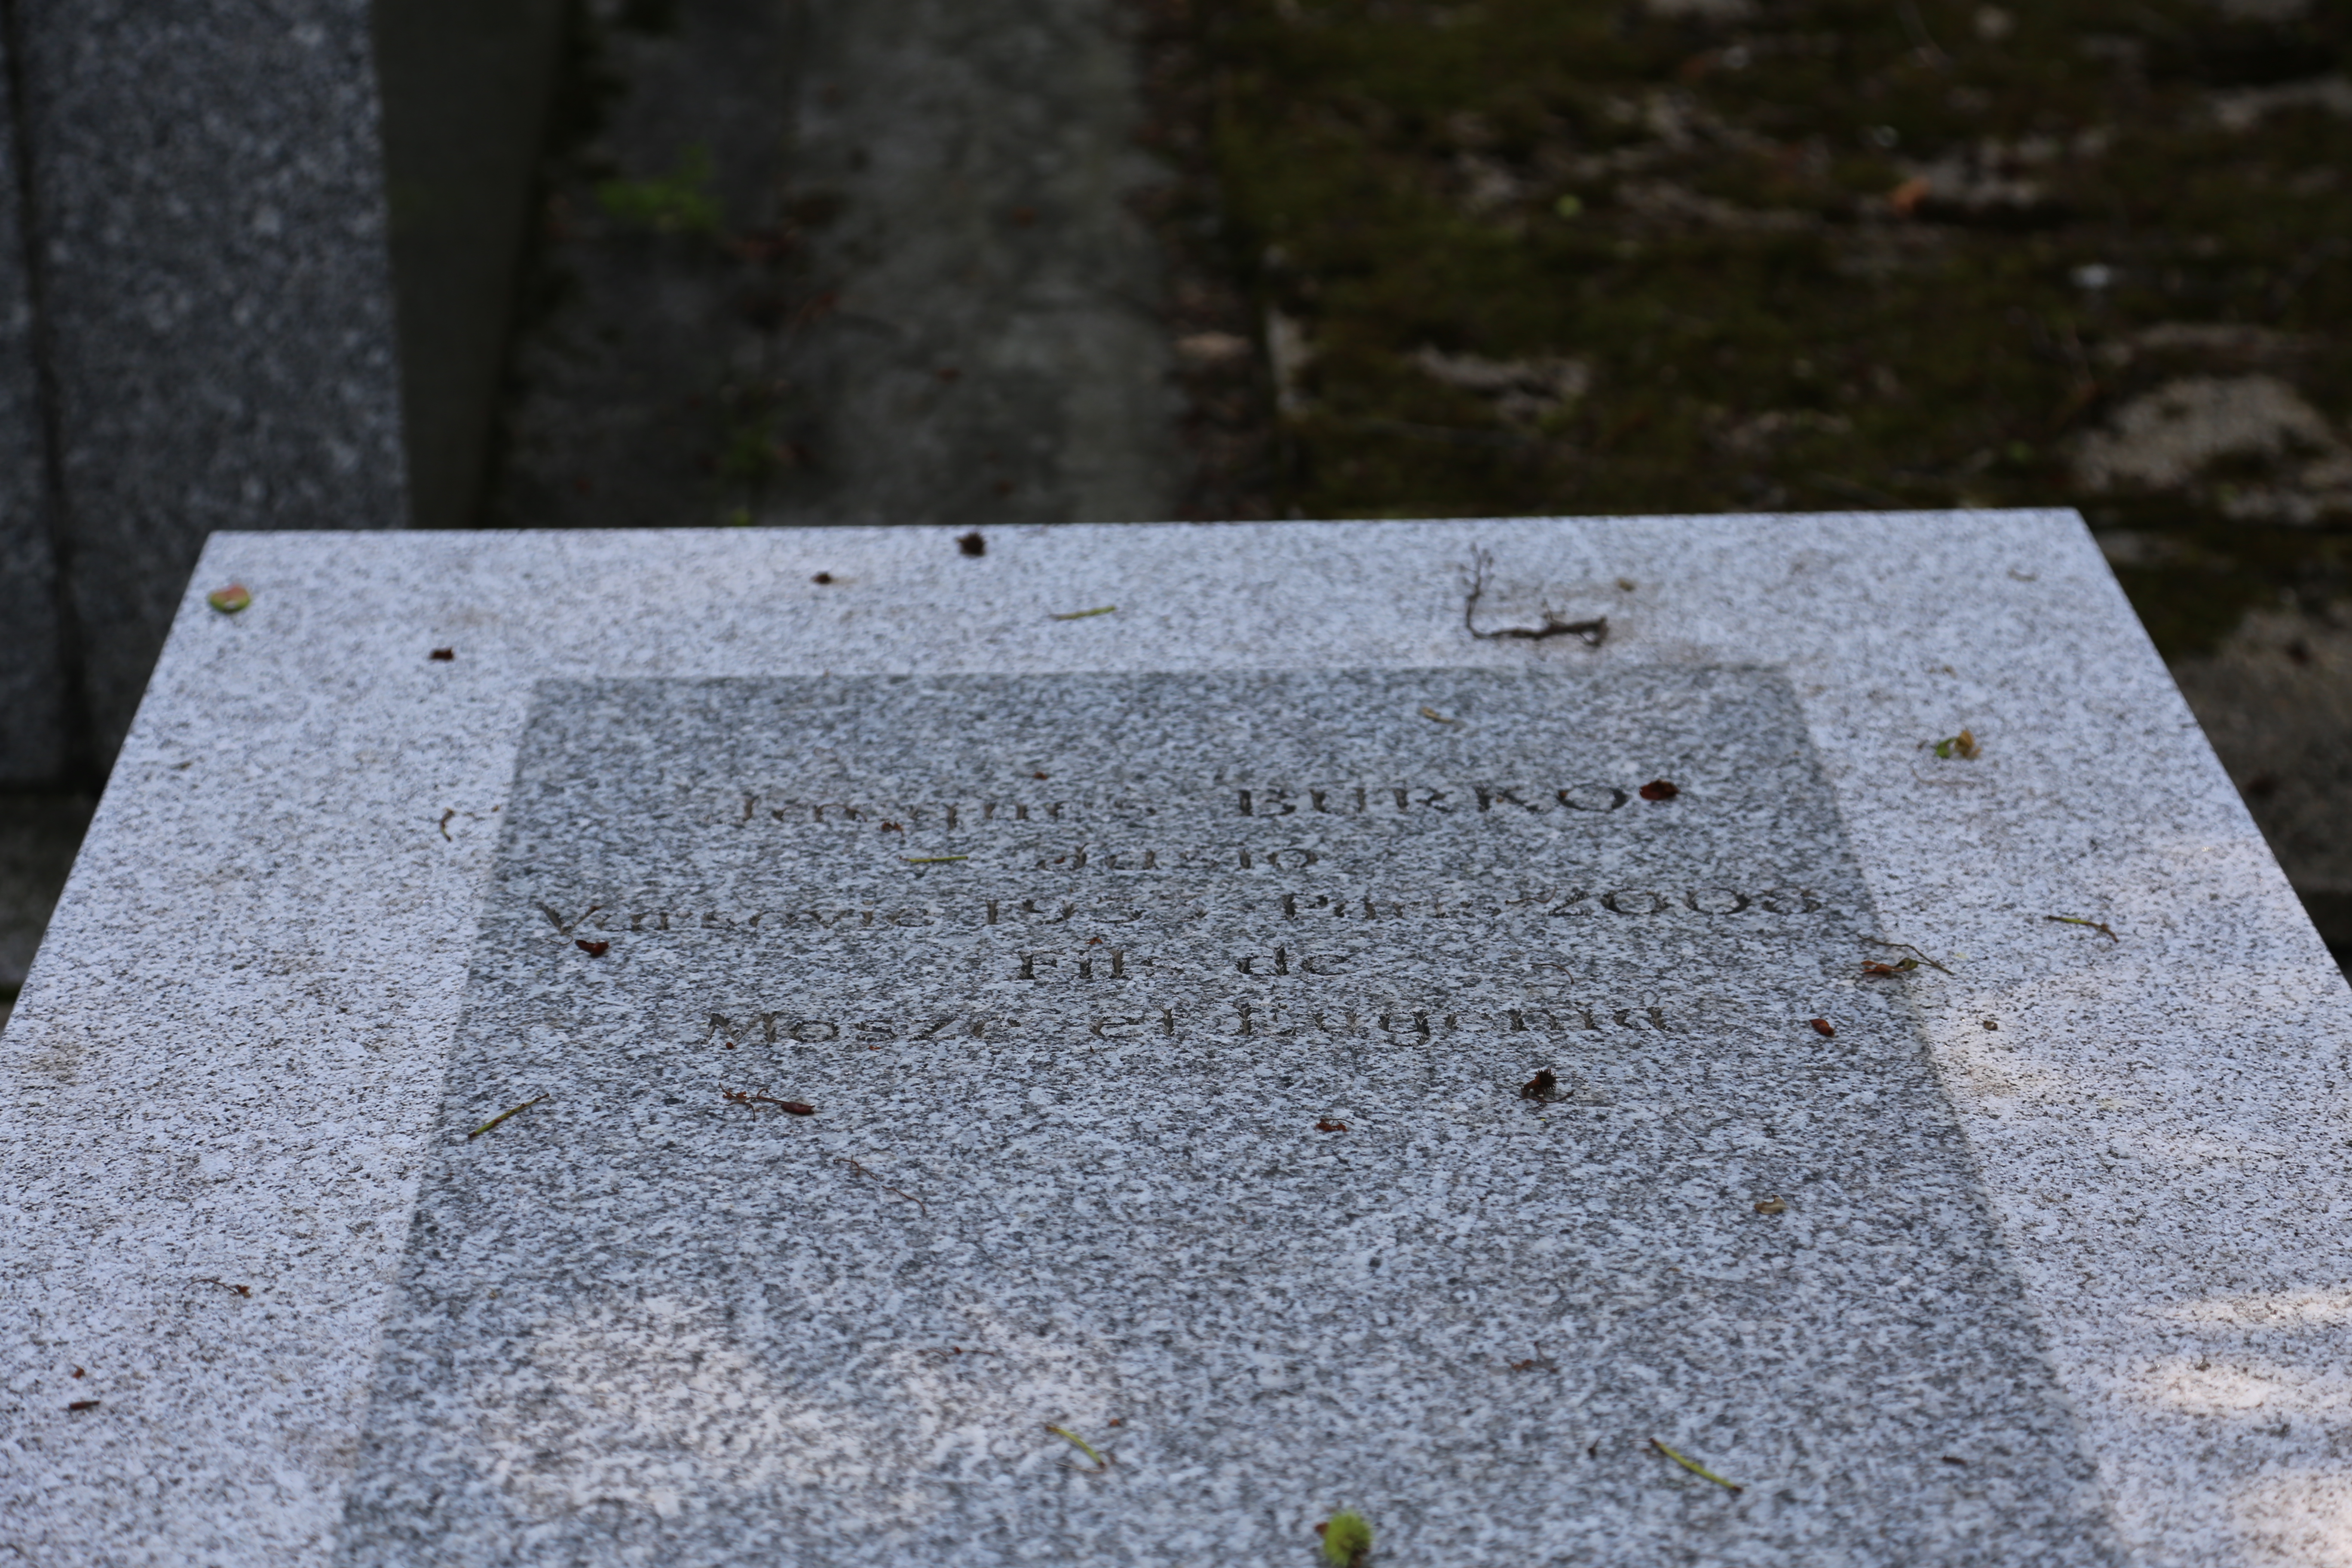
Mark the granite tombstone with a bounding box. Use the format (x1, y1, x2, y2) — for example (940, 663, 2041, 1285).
(5, 514, 2347, 1568)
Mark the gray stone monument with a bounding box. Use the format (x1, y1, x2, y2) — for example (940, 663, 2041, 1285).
(5, 513, 2346, 1565)
(0, 0, 411, 788)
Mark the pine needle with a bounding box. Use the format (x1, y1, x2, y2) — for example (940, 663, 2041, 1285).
(1045, 1423, 1110, 1473)
(1650, 1437, 1744, 1493)
(466, 1096, 546, 1140)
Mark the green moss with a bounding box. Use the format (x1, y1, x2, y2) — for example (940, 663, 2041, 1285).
(595, 145, 723, 236)
(1184, 0, 2352, 651)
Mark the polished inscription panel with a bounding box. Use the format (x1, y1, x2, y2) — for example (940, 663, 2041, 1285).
(342, 671, 2108, 1567)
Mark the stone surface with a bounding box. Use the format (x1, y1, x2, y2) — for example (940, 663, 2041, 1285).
(12, 0, 408, 767)
(777, 0, 1181, 526)
(0, 23, 68, 786)
(342, 669, 2106, 1564)
(5, 513, 2349, 1568)
(494, 0, 1181, 530)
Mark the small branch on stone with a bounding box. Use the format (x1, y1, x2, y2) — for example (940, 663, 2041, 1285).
(1862, 937, 1951, 974)
(1463, 548, 1608, 645)
(842, 1155, 928, 1216)
(2043, 914, 2119, 942)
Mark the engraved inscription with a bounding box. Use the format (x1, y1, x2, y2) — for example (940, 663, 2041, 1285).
(344, 668, 2108, 1568)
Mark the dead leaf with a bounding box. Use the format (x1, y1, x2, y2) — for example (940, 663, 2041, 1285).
(1639, 779, 1680, 801)
(1809, 1017, 1835, 1037)
(1754, 1196, 1787, 1215)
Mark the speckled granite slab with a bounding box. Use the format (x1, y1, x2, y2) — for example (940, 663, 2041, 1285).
(6, 515, 2348, 1568)
(338, 668, 2106, 1565)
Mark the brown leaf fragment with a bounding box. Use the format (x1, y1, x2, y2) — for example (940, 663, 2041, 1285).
(1864, 938, 1950, 973)
(726, 1089, 815, 1117)
(1941, 1455, 1969, 1466)
(195, 1277, 253, 1297)
(1809, 1017, 1835, 1038)
(1315, 1118, 1348, 1132)
(67, 1399, 100, 1412)
(576, 939, 609, 956)
(1419, 705, 1458, 724)
(958, 530, 986, 556)
(1519, 1068, 1558, 1101)
(1754, 1196, 1787, 1215)
(1639, 779, 1680, 801)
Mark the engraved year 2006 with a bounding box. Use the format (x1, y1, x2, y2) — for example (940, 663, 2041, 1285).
(534, 885, 1825, 937)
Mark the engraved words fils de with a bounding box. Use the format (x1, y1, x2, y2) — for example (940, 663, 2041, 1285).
(700, 1001, 1687, 1046)
(730, 780, 1669, 832)
(534, 885, 1827, 938)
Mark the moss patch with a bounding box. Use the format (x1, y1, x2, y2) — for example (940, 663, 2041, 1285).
(1173, 0, 2352, 653)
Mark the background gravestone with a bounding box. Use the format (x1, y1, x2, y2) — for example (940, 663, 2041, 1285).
(6, 0, 409, 775)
